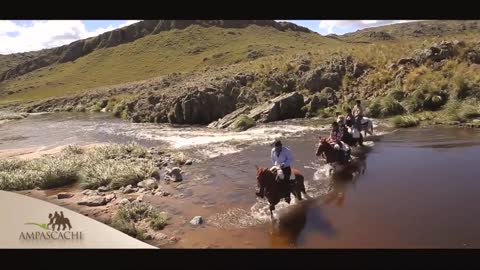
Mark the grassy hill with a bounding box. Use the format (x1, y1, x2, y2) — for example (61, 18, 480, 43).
(1, 20, 480, 128)
(0, 25, 335, 104)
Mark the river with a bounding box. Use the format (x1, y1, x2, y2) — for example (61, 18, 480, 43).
(1, 112, 479, 248)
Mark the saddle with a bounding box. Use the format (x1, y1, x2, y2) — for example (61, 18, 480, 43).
(270, 166, 296, 180)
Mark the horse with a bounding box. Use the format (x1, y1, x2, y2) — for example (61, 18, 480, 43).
(342, 126, 364, 147)
(255, 166, 307, 221)
(315, 138, 353, 175)
(51, 211, 72, 231)
(346, 117, 374, 137)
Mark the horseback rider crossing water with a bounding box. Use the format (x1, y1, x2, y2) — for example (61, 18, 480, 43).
(258, 140, 294, 203)
(327, 121, 351, 162)
(270, 140, 293, 182)
(352, 100, 364, 132)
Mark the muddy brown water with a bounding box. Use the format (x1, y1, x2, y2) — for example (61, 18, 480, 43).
(2, 112, 480, 248)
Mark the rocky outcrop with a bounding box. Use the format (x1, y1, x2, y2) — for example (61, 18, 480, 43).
(412, 41, 456, 64)
(248, 92, 305, 123)
(0, 20, 311, 82)
(467, 50, 480, 64)
(208, 106, 251, 129)
(167, 88, 238, 125)
(301, 56, 369, 92)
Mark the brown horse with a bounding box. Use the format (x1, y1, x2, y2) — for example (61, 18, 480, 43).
(255, 166, 307, 220)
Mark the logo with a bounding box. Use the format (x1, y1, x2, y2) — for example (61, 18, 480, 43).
(20, 211, 83, 241)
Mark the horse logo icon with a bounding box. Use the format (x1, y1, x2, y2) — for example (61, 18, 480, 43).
(25, 211, 72, 231)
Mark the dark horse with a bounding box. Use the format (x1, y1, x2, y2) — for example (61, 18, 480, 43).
(316, 138, 353, 174)
(342, 126, 364, 147)
(316, 138, 351, 164)
(255, 166, 307, 220)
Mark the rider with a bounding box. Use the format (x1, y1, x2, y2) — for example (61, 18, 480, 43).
(327, 121, 351, 160)
(345, 108, 354, 127)
(352, 100, 364, 131)
(270, 140, 293, 184)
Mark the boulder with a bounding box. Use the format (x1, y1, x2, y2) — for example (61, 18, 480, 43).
(207, 106, 250, 129)
(137, 178, 158, 190)
(166, 167, 183, 182)
(190, 216, 203, 226)
(97, 186, 109, 192)
(302, 68, 342, 92)
(78, 195, 107, 207)
(57, 192, 74, 199)
(248, 92, 305, 123)
(105, 193, 116, 202)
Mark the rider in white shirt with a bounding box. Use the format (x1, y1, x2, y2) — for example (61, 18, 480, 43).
(271, 140, 293, 183)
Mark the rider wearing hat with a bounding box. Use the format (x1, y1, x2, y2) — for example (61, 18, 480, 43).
(271, 140, 293, 184)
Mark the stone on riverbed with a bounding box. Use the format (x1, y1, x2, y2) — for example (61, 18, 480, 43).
(57, 192, 74, 199)
(78, 195, 107, 207)
(190, 216, 203, 226)
(166, 167, 183, 182)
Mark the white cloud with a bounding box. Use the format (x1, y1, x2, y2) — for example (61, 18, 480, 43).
(0, 20, 141, 55)
(318, 20, 419, 35)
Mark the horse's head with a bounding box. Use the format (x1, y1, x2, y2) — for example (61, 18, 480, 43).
(316, 137, 330, 156)
(255, 165, 275, 198)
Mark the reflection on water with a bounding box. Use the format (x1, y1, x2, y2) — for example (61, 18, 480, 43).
(270, 199, 336, 248)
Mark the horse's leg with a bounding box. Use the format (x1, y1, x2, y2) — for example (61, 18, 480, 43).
(269, 204, 275, 221)
(67, 221, 72, 230)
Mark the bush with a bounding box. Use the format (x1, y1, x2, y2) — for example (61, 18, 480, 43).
(366, 101, 382, 118)
(391, 115, 419, 128)
(380, 97, 405, 117)
(454, 76, 470, 100)
(388, 89, 405, 101)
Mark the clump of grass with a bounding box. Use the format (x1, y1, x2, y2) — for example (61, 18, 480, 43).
(122, 142, 148, 158)
(111, 202, 168, 239)
(170, 152, 188, 165)
(231, 114, 256, 131)
(79, 159, 156, 190)
(61, 144, 84, 155)
(31, 156, 81, 189)
(0, 158, 27, 171)
(149, 212, 169, 230)
(391, 115, 419, 128)
(0, 142, 153, 191)
(0, 155, 81, 190)
(92, 142, 147, 160)
(444, 99, 480, 122)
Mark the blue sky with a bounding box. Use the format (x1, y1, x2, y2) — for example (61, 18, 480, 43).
(0, 20, 414, 54)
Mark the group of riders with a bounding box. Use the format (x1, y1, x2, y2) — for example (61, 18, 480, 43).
(266, 100, 366, 187)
